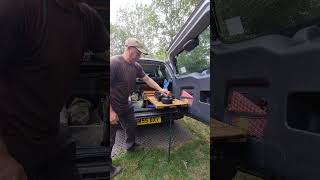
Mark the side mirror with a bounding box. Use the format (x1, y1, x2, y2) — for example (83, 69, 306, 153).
(183, 38, 199, 52)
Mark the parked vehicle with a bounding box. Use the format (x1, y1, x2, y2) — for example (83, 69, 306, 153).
(132, 0, 210, 126)
(131, 58, 188, 126)
(63, 0, 211, 179)
(166, 0, 210, 124)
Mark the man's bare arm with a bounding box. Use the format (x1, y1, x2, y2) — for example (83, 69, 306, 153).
(141, 75, 162, 91)
(141, 75, 170, 96)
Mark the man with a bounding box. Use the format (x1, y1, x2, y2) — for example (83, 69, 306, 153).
(110, 37, 169, 177)
(0, 0, 108, 179)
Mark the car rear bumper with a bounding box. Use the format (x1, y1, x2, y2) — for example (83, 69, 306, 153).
(134, 107, 187, 124)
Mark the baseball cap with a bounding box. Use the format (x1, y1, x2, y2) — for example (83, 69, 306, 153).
(124, 37, 148, 55)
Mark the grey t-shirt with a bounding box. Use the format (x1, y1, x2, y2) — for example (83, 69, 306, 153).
(110, 55, 145, 113)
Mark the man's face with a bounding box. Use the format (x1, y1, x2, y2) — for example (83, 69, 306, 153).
(128, 47, 142, 62)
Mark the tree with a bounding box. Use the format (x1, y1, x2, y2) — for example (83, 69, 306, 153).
(151, 0, 201, 55)
(176, 26, 210, 74)
(110, 3, 159, 57)
(214, 0, 320, 42)
(110, 24, 129, 56)
(110, 0, 201, 59)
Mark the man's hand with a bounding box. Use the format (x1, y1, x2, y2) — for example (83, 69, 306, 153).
(0, 152, 27, 180)
(110, 110, 119, 125)
(159, 88, 170, 96)
(141, 76, 170, 96)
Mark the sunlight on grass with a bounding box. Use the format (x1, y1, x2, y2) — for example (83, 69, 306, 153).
(112, 117, 210, 180)
(181, 116, 210, 143)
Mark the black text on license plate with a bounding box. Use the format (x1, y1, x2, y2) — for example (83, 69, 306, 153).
(137, 117, 161, 125)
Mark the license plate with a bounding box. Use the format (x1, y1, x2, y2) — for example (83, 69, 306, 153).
(137, 117, 161, 125)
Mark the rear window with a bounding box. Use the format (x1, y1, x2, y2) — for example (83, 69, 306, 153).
(176, 26, 210, 75)
(214, 0, 320, 42)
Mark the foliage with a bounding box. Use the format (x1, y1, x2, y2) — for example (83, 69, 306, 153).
(110, 0, 201, 60)
(176, 26, 210, 75)
(214, 0, 320, 42)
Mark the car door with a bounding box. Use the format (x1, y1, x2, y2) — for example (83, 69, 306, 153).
(212, 0, 320, 179)
(167, 0, 210, 124)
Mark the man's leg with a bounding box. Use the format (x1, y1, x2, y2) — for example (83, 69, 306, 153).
(110, 122, 122, 178)
(118, 107, 136, 149)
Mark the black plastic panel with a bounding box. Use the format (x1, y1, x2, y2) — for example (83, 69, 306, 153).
(212, 26, 320, 179)
(287, 92, 320, 134)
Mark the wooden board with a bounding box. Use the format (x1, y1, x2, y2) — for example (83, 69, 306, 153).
(144, 90, 157, 94)
(211, 120, 247, 143)
(146, 96, 188, 109)
(143, 91, 156, 100)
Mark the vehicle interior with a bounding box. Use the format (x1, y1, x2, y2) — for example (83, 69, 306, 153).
(130, 59, 187, 124)
(59, 0, 109, 179)
(132, 59, 172, 109)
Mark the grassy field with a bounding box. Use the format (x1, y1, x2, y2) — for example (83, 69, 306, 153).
(112, 116, 262, 180)
(112, 117, 210, 180)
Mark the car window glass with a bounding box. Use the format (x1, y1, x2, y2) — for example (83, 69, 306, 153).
(214, 0, 320, 43)
(176, 26, 210, 75)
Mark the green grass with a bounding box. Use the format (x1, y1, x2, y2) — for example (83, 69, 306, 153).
(181, 116, 210, 143)
(113, 117, 210, 180)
